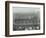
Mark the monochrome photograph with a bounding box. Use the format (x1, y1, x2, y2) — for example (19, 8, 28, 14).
(13, 7, 40, 31)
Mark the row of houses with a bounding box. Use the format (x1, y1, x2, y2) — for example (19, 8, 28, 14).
(13, 13, 40, 31)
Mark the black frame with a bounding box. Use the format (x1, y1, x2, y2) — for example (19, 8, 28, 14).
(5, 1, 45, 37)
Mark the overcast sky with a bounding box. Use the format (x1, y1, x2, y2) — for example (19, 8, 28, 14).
(13, 7, 40, 14)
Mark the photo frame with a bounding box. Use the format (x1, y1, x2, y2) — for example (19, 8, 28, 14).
(5, 1, 45, 37)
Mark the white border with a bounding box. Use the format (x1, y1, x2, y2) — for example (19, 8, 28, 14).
(9, 3, 43, 35)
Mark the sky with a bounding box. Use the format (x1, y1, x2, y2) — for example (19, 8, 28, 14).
(13, 7, 40, 14)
